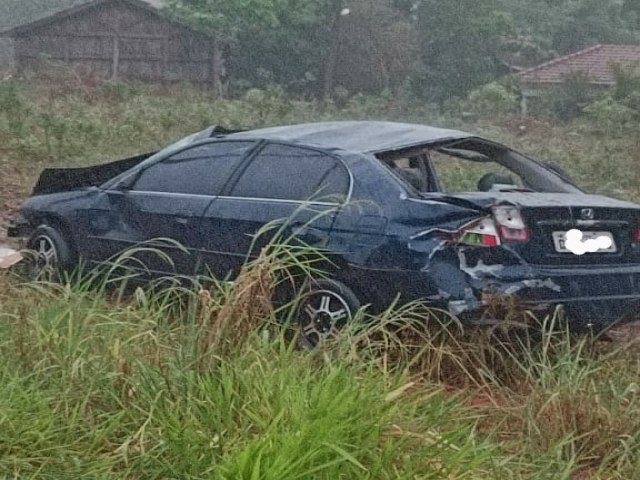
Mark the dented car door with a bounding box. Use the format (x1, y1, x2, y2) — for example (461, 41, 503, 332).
(80, 141, 255, 275)
(197, 142, 351, 278)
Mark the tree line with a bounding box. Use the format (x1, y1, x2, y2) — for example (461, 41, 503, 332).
(1, 0, 638, 103)
(167, 0, 640, 102)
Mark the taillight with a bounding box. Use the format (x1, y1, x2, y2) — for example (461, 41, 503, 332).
(493, 206, 530, 242)
(459, 218, 501, 247)
(634, 226, 640, 243)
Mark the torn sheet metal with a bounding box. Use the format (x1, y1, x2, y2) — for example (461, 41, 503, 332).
(0, 247, 22, 269)
(32, 152, 155, 196)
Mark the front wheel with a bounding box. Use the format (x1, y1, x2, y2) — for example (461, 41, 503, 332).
(295, 278, 361, 349)
(25, 225, 75, 281)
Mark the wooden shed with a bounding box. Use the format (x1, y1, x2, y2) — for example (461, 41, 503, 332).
(0, 0, 223, 87)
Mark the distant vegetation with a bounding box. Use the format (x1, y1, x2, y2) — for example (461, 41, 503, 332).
(2, 0, 640, 104)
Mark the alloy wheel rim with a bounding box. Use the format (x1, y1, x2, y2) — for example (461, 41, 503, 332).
(298, 289, 351, 346)
(31, 235, 58, 278)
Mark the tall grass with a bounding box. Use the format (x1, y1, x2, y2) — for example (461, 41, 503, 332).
(2, 230, 640, 478)
(0, 240, 500, 479)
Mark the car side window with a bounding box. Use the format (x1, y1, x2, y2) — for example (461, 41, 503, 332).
(229, 144, 349, 202)
(132, 141, 254, 195)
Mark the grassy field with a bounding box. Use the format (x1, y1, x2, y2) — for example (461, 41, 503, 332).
(2, 79, 640, 479)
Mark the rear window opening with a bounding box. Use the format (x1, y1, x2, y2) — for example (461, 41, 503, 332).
(378, 139, 581, 195)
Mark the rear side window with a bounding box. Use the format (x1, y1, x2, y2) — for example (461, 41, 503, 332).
(230, 144, 349, 202)
(133, 141, 254, 195)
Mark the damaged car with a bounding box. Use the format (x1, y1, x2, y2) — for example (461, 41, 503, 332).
(7, 121, 640, 345)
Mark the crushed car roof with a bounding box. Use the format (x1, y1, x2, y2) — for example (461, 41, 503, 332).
(227, 121, 473, 154)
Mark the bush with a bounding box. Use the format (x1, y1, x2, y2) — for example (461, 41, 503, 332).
(543, 72, 598, 121)
(464, 82, 519, 116)
(583, 96, 636, 132)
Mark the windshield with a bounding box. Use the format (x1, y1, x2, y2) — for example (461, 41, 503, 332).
(101, 130, 209, 189)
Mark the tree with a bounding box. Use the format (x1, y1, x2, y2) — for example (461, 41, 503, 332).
(329, 0, 416, 95)
(412, 0, 513, 104)
(221, 0, 414, 98)
(506, 0, 639, 59)
(166, 0, 285, 95)
(551, 0, 638, 53)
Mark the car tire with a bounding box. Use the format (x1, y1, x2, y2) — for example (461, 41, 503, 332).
(25, 225, 76, 281)
(295, 278, 361, 349)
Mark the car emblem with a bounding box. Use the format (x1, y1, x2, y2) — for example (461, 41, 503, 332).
(580, 208, 594, 220)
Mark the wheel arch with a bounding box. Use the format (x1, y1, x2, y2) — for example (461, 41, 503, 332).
(32, 213, 78, 258)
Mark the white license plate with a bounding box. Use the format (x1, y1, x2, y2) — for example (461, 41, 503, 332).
(552, 230, 617, 253)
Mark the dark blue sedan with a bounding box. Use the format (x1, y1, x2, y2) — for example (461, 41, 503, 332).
(8, 121, 640, 345)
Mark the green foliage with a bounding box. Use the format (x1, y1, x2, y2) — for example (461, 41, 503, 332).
(4, 0, 640, 103)
(241, 85, 294, 124)
(550, 0, 638, 53)
(412, 0, 513, 103)
(0, 80, 29, 154)
(3, 79, 640, 206)
(544, 72, 598, 121)
(165, 0, 283, 38)
(610, 65, 640, 118)
(1, 244, 640, 478)
(581, 66, 640, 130)
(464, 82, 519, 116)
(506, 0, 639, 61)
(583, 96, 636, 131)
(0, 238, 500, 478)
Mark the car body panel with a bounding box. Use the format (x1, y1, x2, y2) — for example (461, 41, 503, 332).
(79, 190, 215, 274)
(226, 121, 472, 154)
(198, 196, 338, 278)
(32, 152, 156, 196)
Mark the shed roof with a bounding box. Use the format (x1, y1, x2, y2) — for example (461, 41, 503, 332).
(518, 44, 640, 85)
(0, 0, 209, 38)
(228, 121, 472, 154)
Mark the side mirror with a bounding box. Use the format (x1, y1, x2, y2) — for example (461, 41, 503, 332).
(105, 180, 132, 194)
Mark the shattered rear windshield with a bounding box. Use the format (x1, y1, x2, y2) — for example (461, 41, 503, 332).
(381, 139, 581, 195)
(429, 150, 525, 192)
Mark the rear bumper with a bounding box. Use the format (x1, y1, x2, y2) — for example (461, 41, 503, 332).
(458, 263, 640, 327)
(346, 262, 640, 329)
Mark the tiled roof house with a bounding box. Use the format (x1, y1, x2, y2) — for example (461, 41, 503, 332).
(517, 44, 640, 113)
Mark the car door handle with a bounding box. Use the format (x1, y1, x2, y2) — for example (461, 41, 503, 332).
(175, 210, 193, 225)
(291, 222, 329, 245)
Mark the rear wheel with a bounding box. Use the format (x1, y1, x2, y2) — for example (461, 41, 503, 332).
(25, 225, 75, 281)
(295, 278, 360, 349)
